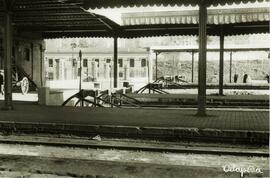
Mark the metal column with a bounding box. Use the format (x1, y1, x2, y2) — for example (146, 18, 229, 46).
(196, 2, 207, 116)
(155, 52, 158, 80)
(79, 50, 82, 91)
(39, 44, 44, 87)
(31, 43, 34, 79)
(219, 28, 224, 95)
(3, 11, 13, 110)
(113, 37, 118, 88)
(79, 50, 83, 106)
(191, 51, 194, 83)
(229, 51, 232, 83)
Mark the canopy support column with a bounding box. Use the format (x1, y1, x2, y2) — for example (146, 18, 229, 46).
(229, 51, 232, 83)
(155, 52, 159, 80)
(113, 37, 118, 88)
(79, 50, 82, 91)
(2, 10, 13, 110)
(196, 2, 207, 116)
(219, 27, 224, 96)
(191, 51, 194, 83)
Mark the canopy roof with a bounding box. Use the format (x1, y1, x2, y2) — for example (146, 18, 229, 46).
(0, 0, 269, 39)
(0, 0, 120, 38)
(69, 0, 268, 9)
(123, 8, 269, 25)
(120, 7, 269, 38)
(151, 46, 269, 53)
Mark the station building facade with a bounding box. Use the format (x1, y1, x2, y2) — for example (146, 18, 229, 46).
(0, 35, 46, 88)
(44, 51, 149, 89)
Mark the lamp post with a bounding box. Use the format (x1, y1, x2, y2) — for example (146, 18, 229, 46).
(79, 50, 83, 106)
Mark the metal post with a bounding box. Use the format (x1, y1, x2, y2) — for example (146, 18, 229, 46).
(229, 51, 232, 83)
(79, 50, 83, 106)
(113, 37, 118, 88)
(39, 44, 43, 87)
(3, 11, 13, 110)
(31, 43, 34, 79)
(79, 50, 82, 91)
(146, 48, 150, 83)
(155, 52, 158, 80)
(196, 2, 207, 116)
(147, 59, 150, 83)
(219, 28, 224, 96)
(191, 51, 194, 83)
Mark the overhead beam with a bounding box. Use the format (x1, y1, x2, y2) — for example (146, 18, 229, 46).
(14, 17, 103, 22)
(86, 11, 114, 31)
(14, 12, 97, 16)
(14, 21, 105, 26)
(14, 5, 79, 11)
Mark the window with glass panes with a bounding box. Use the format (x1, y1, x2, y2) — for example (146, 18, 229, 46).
(49, 59, 53, 67)
(141, 58, 146, 67)
(118, 58, 123, 67)
(94, 59, 99, 67)
(83, 59, 88, 67)
(130, 58, 135, 68)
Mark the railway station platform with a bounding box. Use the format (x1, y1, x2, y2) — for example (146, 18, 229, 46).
(0, 102, 269, 144)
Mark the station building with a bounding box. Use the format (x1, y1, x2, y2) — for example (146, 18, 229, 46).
(44, 50, 149, 90)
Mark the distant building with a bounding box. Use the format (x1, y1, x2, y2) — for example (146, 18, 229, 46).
(45, 51, 149, 89)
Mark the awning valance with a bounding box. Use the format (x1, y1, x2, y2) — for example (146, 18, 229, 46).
(122, 8, 270, 25)
(78, 0, 268, 9)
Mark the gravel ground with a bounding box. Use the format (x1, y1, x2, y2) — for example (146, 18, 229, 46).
(0, 171, 72, 178)
(0, 144, 268, 169)
(0, 136, 269, 178)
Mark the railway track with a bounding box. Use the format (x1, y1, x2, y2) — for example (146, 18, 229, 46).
(0, 134, 268, 157)
(0, 121, 268, 145)
(123, 104, 269, 109)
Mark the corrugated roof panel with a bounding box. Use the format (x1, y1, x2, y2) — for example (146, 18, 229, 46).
(80, 0, 268, 9)
(122, 8, 270, 25)
(0, 0, 269, 39)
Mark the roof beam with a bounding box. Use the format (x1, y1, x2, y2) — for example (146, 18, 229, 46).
(15, 22, 106, 26)
(14, 17, 101, 22)
(17, 25, 108, 31)
(14, 12, 106, 18)
(86, 10, 114, 31)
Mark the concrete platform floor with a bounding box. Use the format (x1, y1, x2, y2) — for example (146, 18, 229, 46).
(0, 103, 268, 132)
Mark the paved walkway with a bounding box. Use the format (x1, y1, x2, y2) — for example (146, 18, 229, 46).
(0, 103, 268, 132)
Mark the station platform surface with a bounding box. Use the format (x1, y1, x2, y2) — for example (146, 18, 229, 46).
(0, 103, 269, 144)
(0, 104, 268, 130)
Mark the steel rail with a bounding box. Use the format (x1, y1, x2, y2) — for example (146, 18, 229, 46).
(0, 135, 268, 157)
